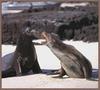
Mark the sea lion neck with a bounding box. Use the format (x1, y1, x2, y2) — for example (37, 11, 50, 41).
(16, 33, 33, 56)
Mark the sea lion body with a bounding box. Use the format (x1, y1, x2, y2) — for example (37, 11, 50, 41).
(2, 53, 16, 78)
(2, 30, 42, 78)
(41, 32, 92, 78)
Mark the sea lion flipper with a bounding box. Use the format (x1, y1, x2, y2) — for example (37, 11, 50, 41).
(53, 69, 61, 74)
(2, 68, 16, 78)
(14, 59, 22, 76)
(32, 58, 42, 73)
(52, 67, 66, 78)
(52, 75, 63, 78)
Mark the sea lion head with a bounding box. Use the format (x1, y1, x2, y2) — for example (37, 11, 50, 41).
(23, 28, 42, 39)
(41, 31, 60, 44)
(16, 28, 35, 54)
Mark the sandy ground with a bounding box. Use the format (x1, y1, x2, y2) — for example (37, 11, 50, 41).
(2, 40, 98, 88)
(2, 74, 98, 88)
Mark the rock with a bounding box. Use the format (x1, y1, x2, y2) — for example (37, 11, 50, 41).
(2, 3, 98, 44)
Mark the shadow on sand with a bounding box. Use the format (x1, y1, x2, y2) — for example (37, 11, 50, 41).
(41, 69, 99, 79)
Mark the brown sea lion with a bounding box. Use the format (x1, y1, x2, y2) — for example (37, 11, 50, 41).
(41, 31, 93, 79)
(2, 28, 42, 78)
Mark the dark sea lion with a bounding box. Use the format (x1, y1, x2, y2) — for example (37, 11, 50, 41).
(2, 29, 42, 78)
(41, 31, 93, 79)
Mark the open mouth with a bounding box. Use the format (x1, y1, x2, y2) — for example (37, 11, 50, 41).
(41, 32, 49, 40)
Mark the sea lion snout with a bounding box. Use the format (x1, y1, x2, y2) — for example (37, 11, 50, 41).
(23, 28, 42, 39)
(41, 32, 56, 43)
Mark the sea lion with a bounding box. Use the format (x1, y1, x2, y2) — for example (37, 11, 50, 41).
(2, 28, 42, 78)
(41, 31, 92, 79)
(2, 52, 16, 78)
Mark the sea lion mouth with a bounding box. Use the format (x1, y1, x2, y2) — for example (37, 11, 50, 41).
(40, 34, 47, 44)
(41, 32, 57, 44)
(41, 32, 52, 41)
(41, 32, 48, 40)
(41, 32, 51, 44)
